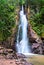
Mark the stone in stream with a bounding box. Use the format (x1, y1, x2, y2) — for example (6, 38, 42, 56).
(16, 53, 26, 58)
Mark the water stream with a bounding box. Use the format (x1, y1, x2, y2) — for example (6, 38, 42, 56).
(16, 6, 31, 54)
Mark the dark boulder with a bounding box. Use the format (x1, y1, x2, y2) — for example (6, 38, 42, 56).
(32, 43, 42, 54)
(16, 53, 26, 58)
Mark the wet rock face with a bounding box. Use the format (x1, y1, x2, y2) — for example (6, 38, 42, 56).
(32, 43, 40, 49)
(28, 25, 43, 44)
(28, 25, 43, 54)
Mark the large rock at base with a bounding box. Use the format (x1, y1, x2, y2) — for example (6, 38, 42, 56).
(32, 43, 42, 54)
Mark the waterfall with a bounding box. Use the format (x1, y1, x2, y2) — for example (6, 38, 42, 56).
(16, 6, 31, 54)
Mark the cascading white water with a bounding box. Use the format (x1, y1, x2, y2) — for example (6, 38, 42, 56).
(16, 6, 31, 54)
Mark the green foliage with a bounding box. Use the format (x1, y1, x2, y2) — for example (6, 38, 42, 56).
(30, 0, 44, 37)
(19, 0, 26, 5)
(0, 0, 18, 41)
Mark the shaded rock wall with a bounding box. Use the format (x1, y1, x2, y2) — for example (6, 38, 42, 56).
(28, 24, 43, 54)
